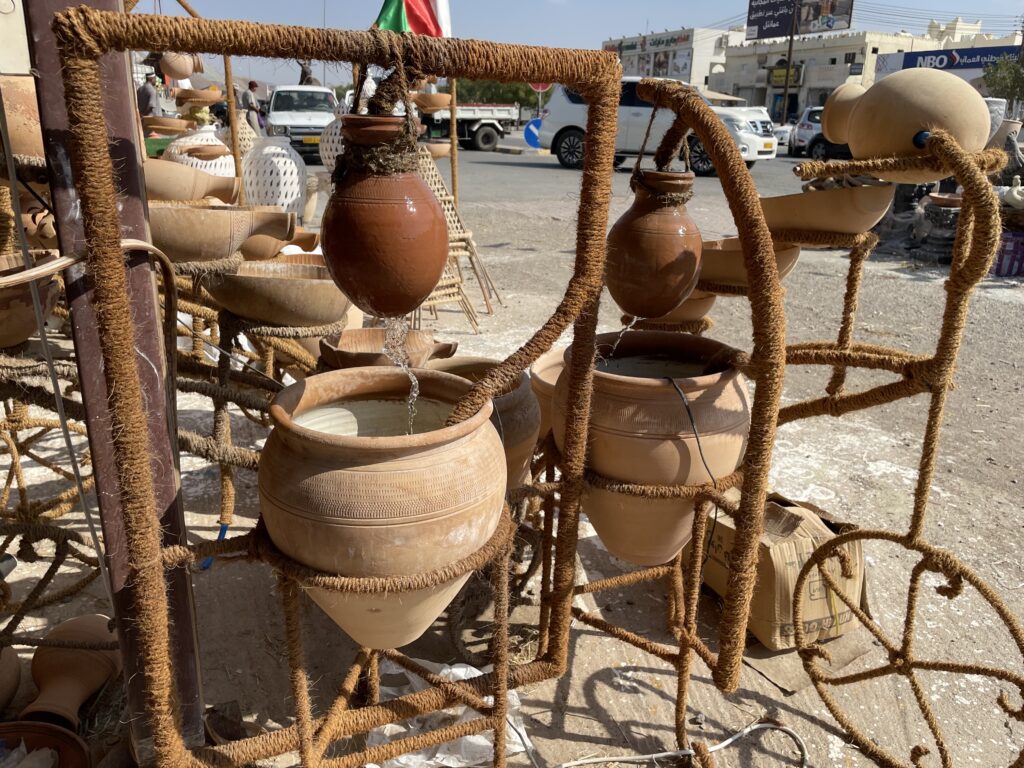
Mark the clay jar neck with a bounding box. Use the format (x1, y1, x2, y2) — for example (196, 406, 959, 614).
(631, 170, 695, 211)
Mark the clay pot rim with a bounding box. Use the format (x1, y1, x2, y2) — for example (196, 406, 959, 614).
(569, 331, 742, 390)
(530, 347, 567, 392)
(270, 367, 494, 451)
(635, 169, 695, 193)
(427, 356, 527, 400)
(322, 327, 438, 351)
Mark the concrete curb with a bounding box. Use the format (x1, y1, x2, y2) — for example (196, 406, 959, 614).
(494, 146, 550, 156)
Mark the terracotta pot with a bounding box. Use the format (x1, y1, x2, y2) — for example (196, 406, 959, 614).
(552, 331, 751, 565)
(0, 76, 44, 170)
(321, 115, 448, 317)
(761, 183, 895, 236)
(413, 93, 452, 114)
(0, 722, 89, 768)
(698, 237, 800, 290)
(160, 52, 194, 80)
(648, 290, 717, 324)
(144, 159, 239, 203)
(0, 252, 59, 350)
(341, 114, 406, 145)
(259, 367, 506, 648)
(21, 614, 121, 728)
(0, 646, 20, 712)
(425, 140, 451, 159)
(427, 357, 542, 490)
(205, 261, 350, 327)
(606, 170, 702, 319)
(530, 346, 566, 444)
(240, 228, 319, 261)
(148, 202, 295, 263)
(142, 116, 197, 136)
(824, 69, 990, 183)
(319, 328, 457, 369)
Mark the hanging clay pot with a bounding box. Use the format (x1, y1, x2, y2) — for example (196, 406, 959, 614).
(427, 357, 542, 490)
(530, 347, 566, 445)
(321, 115, 448, 317)
(606, 170, 702, 319)
(159, 52, 194, 80)
(552, 331, 751, 566)
(144, 158, 240, 204)
(165, 126, 236, 178)
(148, 202, 295, 263)
(761, 183, 895, 236)
(0, 76, 45, 178)
(204, 261, 350, 327)
(0, 646, 21, 712)
(822, 69, 991, 183)
(142, 116, 197, 137)
(318, 111, 345, 173)
(319, 328, 457, 370)
(240, 228, 319, 261)
(242, 137, 307, 218)
(216, 113, 258, 157)
(21, 614, 121, 728)
(258, 367, 506, 649)
(0, 722, 89, 768)
(699, 237, 800, 291)
(0, 252, 59, 350)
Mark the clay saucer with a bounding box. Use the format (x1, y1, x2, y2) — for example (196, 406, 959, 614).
(698, 237, 801, 290)
(761, 183, 895, 235)
(319, 328, 457, 369)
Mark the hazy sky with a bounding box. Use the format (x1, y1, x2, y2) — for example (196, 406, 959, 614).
(145, 0, 1024, 85)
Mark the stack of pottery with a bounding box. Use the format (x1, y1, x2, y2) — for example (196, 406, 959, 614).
(319, 328, 457, 370)
(319, 108, 346, 173)
(216, 112, 258, 156)
(147, 202, 295, 263)
(428, 357, 542, 491)
(165, 126, 236, 178)
(258, 367, 506, 648)
(553, 331, 751, 566)
(321, 115, 448, 317)
(242, 137, 307, 218)
(144, 158, 240, 203)
(0, 252, 59, 350)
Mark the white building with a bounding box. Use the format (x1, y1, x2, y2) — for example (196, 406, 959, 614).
(602, 27, 747, 89)
(707, 19, 1021, 120)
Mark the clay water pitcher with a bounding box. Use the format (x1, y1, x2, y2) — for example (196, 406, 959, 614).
(320, 115, 448, 318)
(258, 367, 505, 649)
(606, 170, 702, 319)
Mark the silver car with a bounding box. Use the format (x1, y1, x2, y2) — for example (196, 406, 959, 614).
(788, 106, 823, 157)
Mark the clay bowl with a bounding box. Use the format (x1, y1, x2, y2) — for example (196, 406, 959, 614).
(204, 261, 350, 327)
(0, 722, 90, 768)
(240, 229, 320, 261)
(698, 237, 801, 290)
(761, 183, 895, 236)
(341, 114, 405, 146)
(175, 88, 222, 106)
(529, 346, 566, 443)
(320, 328, 456, 370)
(180, 144, 231, 161)
(927, 192, 963, 209)
(148, 203, 295, 263)
(141, 116, 196, 136)
(413, 92, 452, 114)
(424, 140, 451, 159)
(0, 252, 60, 350)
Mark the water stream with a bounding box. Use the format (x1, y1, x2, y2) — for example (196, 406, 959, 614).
(608, 315, 642, 358)
(382, 316, 419, 435)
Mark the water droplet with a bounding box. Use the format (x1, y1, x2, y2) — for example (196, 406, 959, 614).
(383, 317, 419, 435)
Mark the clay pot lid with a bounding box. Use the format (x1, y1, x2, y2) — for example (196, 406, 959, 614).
(821, 82, 865, 144)
(0, 721, 90, 768)
(634, 169, 695, 195)
(341, 114, 406, 146)
(269, 367, 493, 451)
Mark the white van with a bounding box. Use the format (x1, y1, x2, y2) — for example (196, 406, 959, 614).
(537, 76, 777, 174)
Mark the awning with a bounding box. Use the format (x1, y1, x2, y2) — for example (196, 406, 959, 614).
(699, 88, 746, 103)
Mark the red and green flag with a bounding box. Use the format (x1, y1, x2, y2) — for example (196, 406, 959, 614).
(375, 0, 451, 37)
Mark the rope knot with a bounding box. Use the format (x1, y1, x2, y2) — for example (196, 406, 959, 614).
(52, 7, 106, 61)
(888, 650, 910, 673)
(910, 745, 930, 767)
(922, 551, 965, 599)
(16, 538, 39, 563)
(902, 361, 948, 392)
(798, 643, 832, 665)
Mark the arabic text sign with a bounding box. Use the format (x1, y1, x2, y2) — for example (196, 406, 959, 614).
(903, 46, 1019, 71)
(746, 0, 855, 41)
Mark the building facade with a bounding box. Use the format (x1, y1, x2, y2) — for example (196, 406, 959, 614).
(602, 28, 746, 88)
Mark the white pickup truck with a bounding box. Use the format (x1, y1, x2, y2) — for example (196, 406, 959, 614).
(418, 103, 518, 151)
(538, 76, 777, 174)
(264, 84, 339, 161)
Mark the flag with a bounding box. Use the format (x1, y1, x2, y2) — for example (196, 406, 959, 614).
(375, 0, 451, 37)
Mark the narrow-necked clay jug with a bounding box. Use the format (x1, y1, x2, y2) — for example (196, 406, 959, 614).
(606, 170, 702, 319)
(144, 158, 239, 203)
(552, 331, 751, 566)
(21, 614, 121, 728)
(258, 367, 505, 649)
(321, 115, 449, 317)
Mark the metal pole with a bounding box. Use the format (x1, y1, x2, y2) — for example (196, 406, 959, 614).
(780, 0, 799, 123)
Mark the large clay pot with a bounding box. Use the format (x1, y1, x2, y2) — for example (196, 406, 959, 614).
(428, 357, 542, 490)
(216, 112, 258, 157)
(699, 237, 800, 290)
(0, 253, 59, 350)
(0, 646, 20, 712)
(21, 614, 121, 728)
(160, 52, 194, 80)
(243, 137, 307, 218)
(144, 159, 239, 203)
(321, 115, 448, 317)
(204, 261, 350, 327)
(762, 183, 895, 236)
(165, 126, 235, 178)
(240, 228, 319, 261)
(258, 367, 506, 648)
(0, 722, 89, 768)
(606, 170, 702, 319)
(823, 70, 990, 183)
(529, 347, 566, 444)
(552, 331, 751, 565)
(148, 203, 295, 263)
(319, 328, 457, 369)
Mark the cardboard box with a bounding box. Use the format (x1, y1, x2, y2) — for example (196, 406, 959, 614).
(686, 492, 865, 651)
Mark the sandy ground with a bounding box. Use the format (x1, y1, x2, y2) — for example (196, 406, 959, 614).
(3, 140, 1023, 767)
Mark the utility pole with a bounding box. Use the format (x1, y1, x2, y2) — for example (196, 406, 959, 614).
(779, 0, 799, 123)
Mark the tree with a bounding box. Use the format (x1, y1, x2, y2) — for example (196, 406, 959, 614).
(983, 55, 1024, 114)
(439, 79, 549, 109)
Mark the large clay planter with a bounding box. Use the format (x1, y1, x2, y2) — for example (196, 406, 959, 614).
(148, 203, 295, 263)
(160, 52, 194, 80)
(144, 158, 239, 203)
(0, 253, 59, 350)
(552, 332, 751, 565)
(0, 76, 44, 171)
(243, 137, 307, 218)
(21, 614, 121, 728)
(205, 261, 350, 327)
(530, 347, 566, 444)
(606, 170, 702, 319)
(258, 367, 506, 648)
(0, 722, 89, 768)
(165, 126, 235, 178)
(428, 357, 542, 490)
(319, 328, 457, 369)
(822, 70, 990, 183)
(761, 183, 895, 235)
(0, 646, 20, 712)
(699, 237, 800, 290)
(321, 115, 448, 317)
(240, 229, 319, 261)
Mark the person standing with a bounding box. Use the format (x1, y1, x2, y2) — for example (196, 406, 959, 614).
(136, 73, 162, 117)
(242, 80, 263, 136)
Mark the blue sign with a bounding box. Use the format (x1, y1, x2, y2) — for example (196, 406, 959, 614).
(524, 118, 543, 149)
(904, 45, 1019, 71)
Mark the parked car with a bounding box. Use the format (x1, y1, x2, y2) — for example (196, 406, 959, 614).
(788, 106, 851, 160)
(537, 76, 777, 175)
(264, 84, 339, 161)
(774, 119, 795, 149)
